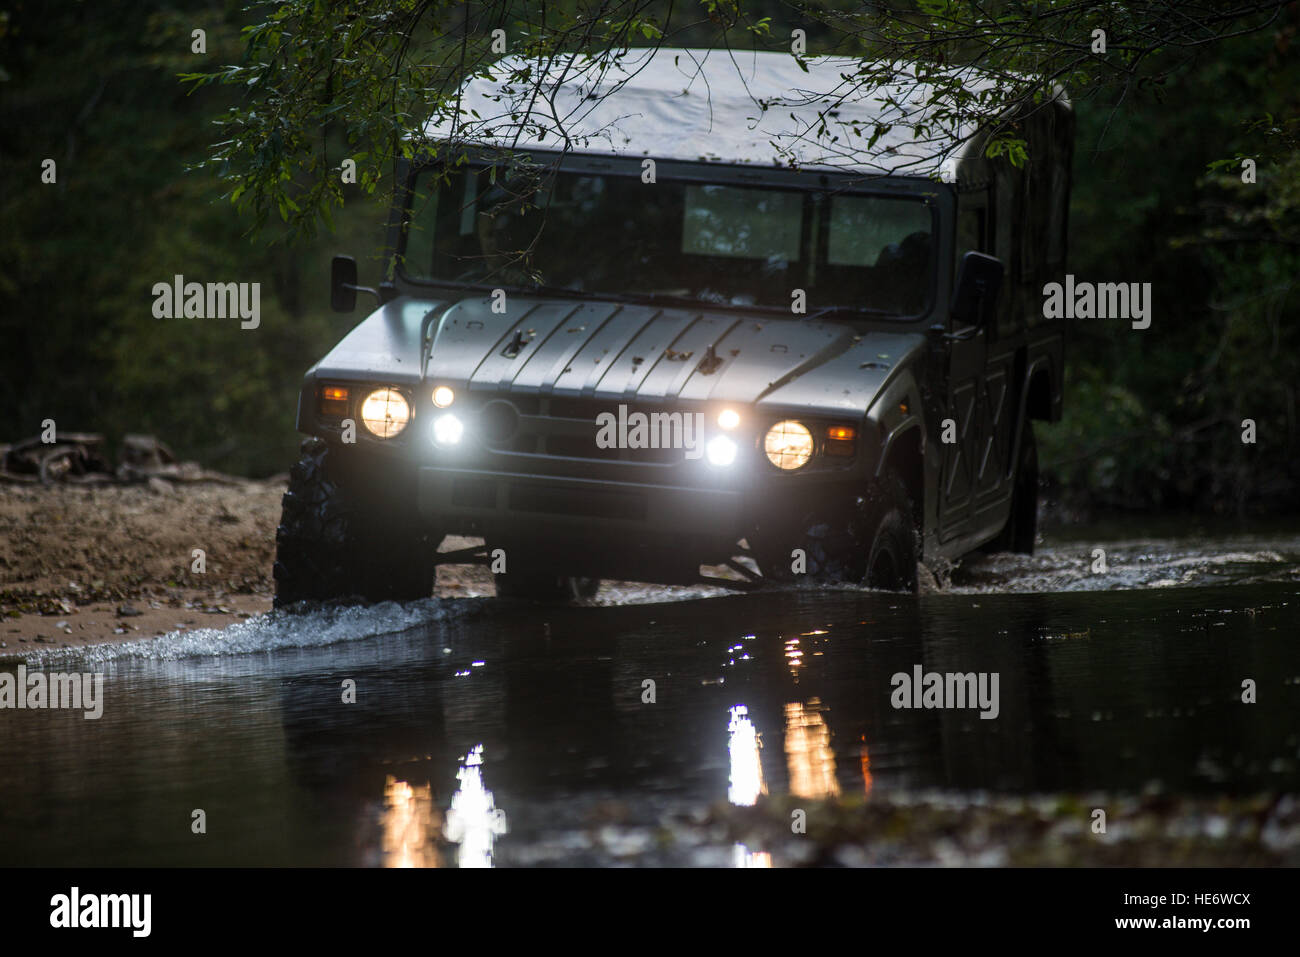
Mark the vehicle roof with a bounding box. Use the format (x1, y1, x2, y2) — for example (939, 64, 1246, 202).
(423, 47, 1065, 178)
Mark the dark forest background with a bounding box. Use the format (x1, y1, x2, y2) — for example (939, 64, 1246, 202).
(1, 1, 1297, 516)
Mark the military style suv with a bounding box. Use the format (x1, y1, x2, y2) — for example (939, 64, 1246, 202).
(273, 48, 1073, 605)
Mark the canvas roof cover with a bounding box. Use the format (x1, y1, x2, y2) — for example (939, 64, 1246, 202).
(424, 47, 1018, 178)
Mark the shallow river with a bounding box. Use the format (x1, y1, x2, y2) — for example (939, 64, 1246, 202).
(2, 523, 1298, 866)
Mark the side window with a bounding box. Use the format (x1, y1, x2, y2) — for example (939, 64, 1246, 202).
(1023, 158, 1059, 330)
(1045, 161, 1068, 272)
(953, 200, 986, 280)
(1021, 107, 1071, 328)
(401, 168, 474, 278)
(401, 176, 442, 277)
(1020, 162, 1051, 288)
(950, 197, 988, 329)
(993, 165, 1020, 280)
(993, 163, 1025, 337)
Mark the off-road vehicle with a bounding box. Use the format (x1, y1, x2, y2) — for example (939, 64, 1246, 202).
(273, 48, 1072, 605)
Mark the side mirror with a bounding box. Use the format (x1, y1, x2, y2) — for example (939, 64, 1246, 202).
(950, 251, 1004, 329)
(330, 255, 358, 312)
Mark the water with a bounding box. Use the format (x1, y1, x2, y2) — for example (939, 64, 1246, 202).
(2, 528, 1299, 866)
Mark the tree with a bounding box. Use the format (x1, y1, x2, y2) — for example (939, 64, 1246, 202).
(184, 1, 1294, 242)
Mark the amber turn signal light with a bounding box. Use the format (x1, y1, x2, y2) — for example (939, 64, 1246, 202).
(825, 424, 856, 457)
(319, 385, 350, 417)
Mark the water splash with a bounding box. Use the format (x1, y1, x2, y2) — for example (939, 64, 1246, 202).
(16, 597, 481, 666)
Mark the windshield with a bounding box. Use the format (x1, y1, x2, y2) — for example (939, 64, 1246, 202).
(400, 163, 935, 317)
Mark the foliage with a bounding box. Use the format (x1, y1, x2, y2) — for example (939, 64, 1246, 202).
(179, 1, 1291, 243)
(0, 1, 387, 476)
(1, 0, 1297, 512)
(1036, 8, 1300, 514)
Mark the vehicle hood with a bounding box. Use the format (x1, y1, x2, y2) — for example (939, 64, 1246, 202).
(314, 294, 926, 417)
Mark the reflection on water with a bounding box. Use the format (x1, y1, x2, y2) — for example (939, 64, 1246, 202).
(732, 844, 773, 868)
(727, 704, 773, 867)
(444, 745, 507, 868)
(729, 697, 847, 864)
(785, 699, 841, 800)
(380, 745, 508, 868)
(727, 705, 766, 807)
(382, 777, 440, 868)
(2, 567, 1298, 866)
(784, 636, 804, 672)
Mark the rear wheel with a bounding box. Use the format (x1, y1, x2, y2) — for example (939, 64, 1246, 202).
(273, 439, 440, 607)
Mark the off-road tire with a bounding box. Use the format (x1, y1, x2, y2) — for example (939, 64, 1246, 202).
(983, 417, 1038, 555)
(273, 438, 439, 607)
(493, 570, 600, 602)
(756, 471, 919, 592)
(860, 473, 920, 591)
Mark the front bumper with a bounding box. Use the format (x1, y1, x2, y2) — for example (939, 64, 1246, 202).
(419, 465, 744, 540)
(303, 381, 878, 578)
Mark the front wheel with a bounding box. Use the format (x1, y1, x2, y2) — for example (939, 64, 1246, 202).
(754, 471, 918, 592)
(859, 473, 920, 591)
(273, 439, 440, 607)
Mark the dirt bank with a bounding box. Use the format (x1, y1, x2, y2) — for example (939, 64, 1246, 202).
(0, 479, 282, 653)
(0, 480, 495, 655)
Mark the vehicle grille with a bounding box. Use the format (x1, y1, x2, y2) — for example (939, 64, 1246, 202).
(465, 393, 694, 465)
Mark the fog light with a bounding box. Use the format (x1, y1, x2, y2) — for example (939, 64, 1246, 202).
(433, 413, 464, 446)
(433, 385, 455, 408)
(706, 435, 737, 467)
(764, 420, 813, 470)
(718, 408, 740, 430)
(360, 388, 410, 439)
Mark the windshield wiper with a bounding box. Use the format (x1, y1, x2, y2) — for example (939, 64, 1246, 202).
(511, 283, 896, 319)
(519, 281, 592, 298)
(517, 284, 737, 311)
(799, 305, 892, 322)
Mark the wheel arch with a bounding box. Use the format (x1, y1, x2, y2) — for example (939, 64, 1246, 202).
(878, 423, 924, 530)
(1024, 360, 1056, 422)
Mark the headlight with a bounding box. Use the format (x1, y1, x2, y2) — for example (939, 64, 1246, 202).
(360, 388, 410, 439)
(432, 385, 455, 408)
(433, 412, 464, 446)
(717, 409, 740, 430)
(706, 435, 737, 467)
(764, 420, 813, 470)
